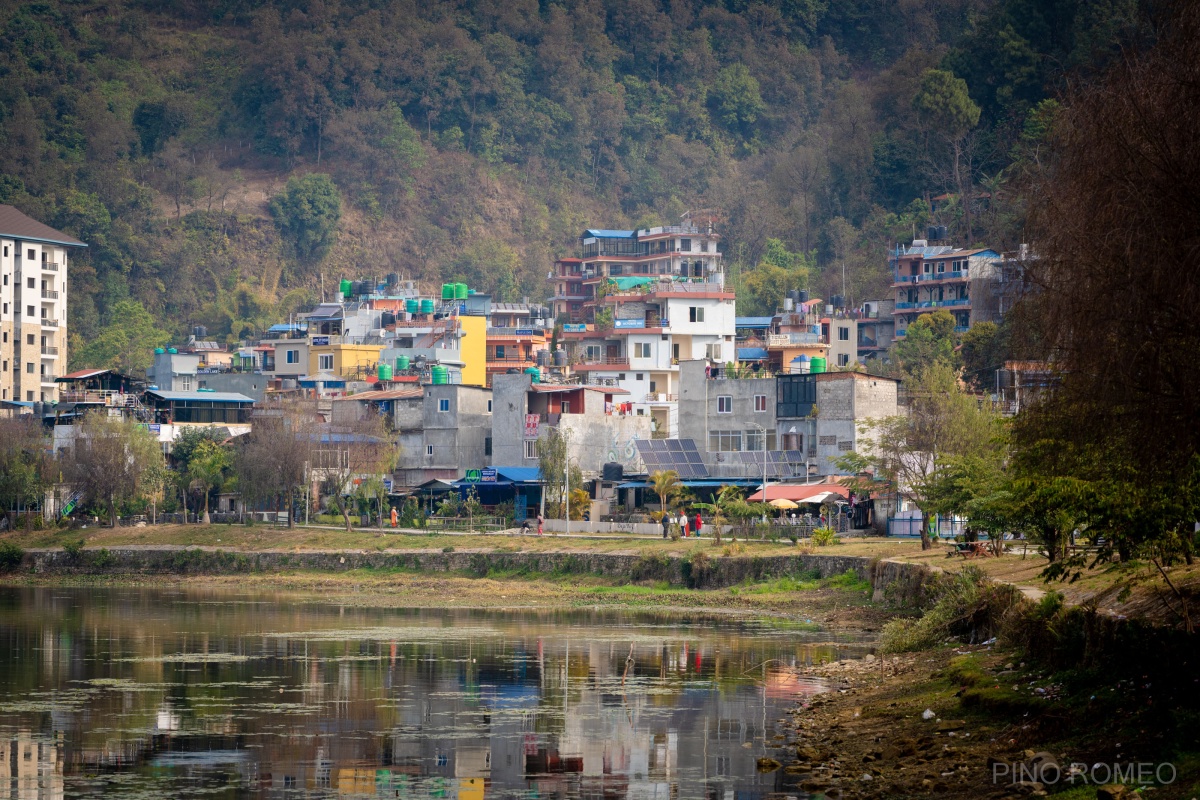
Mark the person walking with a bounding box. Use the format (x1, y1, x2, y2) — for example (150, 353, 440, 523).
(679, 512, 689, 538)
(661, 512, 671, 539)
(694, 511, 703, 538)
(537, 514, 544, 536)
(390, 506, 398, 529)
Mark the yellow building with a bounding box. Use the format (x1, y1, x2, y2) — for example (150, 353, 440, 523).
(309, 343, 384, 380)
(457, 315, 487, 387)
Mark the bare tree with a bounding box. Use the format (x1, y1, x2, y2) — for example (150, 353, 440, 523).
(235, 398, 315, 528)
(67, 412, 165, 527)
(0, 416, 51, 529)
(314, 413, 396, 532)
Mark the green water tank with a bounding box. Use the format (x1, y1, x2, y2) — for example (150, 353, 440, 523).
(420, 298, 435, 314)
(396, 355, 411, 371)
(810, 356, 827, 374)
(167, 347, 178, 354)
(524, 366, 541, 384)
(405, 298, 419, 314)
(431, 365, 449, 385)
(454, 282, 468, 300)
(467, 289, 476, 296)
(154, 347, 165, 355)
(340, 279, 353, 296)
(378, 363, 393, 381)
(441, 283, 455, 300)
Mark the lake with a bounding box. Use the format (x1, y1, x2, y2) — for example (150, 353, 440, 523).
(0, 586, 872, 799)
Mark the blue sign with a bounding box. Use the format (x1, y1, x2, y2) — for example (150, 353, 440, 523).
(563, 323, 587, 332)
(515, 328, 535, 336)
(614, 318, 644, 329)
(312, 336, 330, 345)
(481, 468, 498, 483)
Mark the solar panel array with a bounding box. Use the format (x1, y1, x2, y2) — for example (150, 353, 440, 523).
(725, 450, 809, 478)
(635, 439, 710, 478)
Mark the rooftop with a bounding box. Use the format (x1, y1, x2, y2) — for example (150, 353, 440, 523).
(529, 384, 630, 396)
(145, 390, 255, 403)
(0, 205, 87, 247)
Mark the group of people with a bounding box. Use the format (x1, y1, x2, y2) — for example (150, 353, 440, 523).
(661, 511, 703, 539)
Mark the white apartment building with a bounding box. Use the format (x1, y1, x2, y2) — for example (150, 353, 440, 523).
(553, 217, 735, 436)
(0, 206, 84, 403)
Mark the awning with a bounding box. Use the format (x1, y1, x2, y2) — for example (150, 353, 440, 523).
(746, 483, 848, 502)
(738, 347, 768, 360)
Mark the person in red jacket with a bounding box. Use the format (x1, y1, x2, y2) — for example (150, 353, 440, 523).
(694, 512, 703, 537)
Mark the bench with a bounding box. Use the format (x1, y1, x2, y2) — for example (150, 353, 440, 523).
(949, 541, 991, 559)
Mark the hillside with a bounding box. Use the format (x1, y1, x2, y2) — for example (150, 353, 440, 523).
(0, 0, 1149, 364)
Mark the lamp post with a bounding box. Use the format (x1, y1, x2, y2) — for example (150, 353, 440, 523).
(563, 427, 571, 536)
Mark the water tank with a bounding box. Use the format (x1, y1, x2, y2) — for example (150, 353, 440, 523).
(386, 272, 399, 286)
(380, 312, 396, 327)
(524, 366, 540, 384)
(357, 280, 373, 297)
(193, 325, 207, 338)
(405, 298, 419, 314)
(784, 298, 794, 311)
(553, 348, 567, 367)
(832, 294, 844, 308)
(441, 283, 454, 300)
(431, 365, 449, 385)
(537, 349, 551, 367)
(454, 282, 468, 300)
(927, 225, 940, 241)
(602, 462, 624, 481)
(810, 357, 827, 374)
(419, 299, 435, 314)
(798, 289, 809, 303)
(281, 379, 297, 390)
(340, 279, 353, 297)
(467, 289, 476, 296)
(167, 347, 178, 354)
(396, 355, 411, 371)
(937, 225, 949, 240)
(378, 363, 393, 381)
(154, 347, 165, 355)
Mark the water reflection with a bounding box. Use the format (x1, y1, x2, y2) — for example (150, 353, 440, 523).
(0, 587, 871, 799)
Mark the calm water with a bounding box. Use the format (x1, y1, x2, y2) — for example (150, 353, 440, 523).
(0, 587, 872, 799)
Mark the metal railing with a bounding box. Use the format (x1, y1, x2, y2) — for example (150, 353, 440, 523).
(576, 356, 629, 367)
(41, 318, 59, 327)
(42, 262, 59, 272)
(41, 289, 59, 299)
(767, 332, 826, 346)
(41, 346, 58, 356)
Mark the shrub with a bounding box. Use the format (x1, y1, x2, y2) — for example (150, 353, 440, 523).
(880, 566, 1018, 652)
(63, 539, 85, 559)
(0, 542, 24, 571)
(811, 527, 840, 546)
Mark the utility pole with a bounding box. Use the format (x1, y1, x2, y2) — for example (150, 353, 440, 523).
(563, 428, 571, 536)
(752, 422, 768, 525)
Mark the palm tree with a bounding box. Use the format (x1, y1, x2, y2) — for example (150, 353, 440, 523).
(650, 470, 681, 518)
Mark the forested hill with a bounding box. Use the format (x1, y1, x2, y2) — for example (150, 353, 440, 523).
(0, 0, 1147, 366)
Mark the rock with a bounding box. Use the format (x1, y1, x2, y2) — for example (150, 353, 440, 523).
(1096, 786, 1130, 800)
(798, 746, 823, 760)
(922, 709, 936, 720)
(865, 653, 876, 663)
(756, 758, 781, 773)
(859, 773, 874, 782)
(937, 719, 966, 732)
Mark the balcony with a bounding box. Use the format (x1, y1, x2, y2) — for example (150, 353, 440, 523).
(40, 373, 57, 383)
(41, 289, 59, 299)
(42, 262, 59, 272)
(486, 326, 544, 338)
(487, 353, 538, 366)
(41, 318, 59, 327)
(894, 298, 970, 310)
(41, 346, 58, 356)
(767, 332, 827, 347)
(575, 355, 630, 370)
(894, 270, 967, 284)
(641, 393, 678, 403)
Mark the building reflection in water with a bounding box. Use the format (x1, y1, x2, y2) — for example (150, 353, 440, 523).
(0, 588, 869, 799)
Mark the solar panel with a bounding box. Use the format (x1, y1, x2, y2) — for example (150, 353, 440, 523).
(666, 439, 684, 453)
(787, 450, 804, 462)
(681, 439, 700, 453)
(641, 452, 659, 467)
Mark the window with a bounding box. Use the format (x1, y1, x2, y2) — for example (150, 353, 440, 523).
(26, 362, 34, 373)
(689, 306, 704, 323)
(754, 394, 768, 412)
(494, 344, 506, 360)
(635, 373, 644, 381)
(484, 437, 492, 456)
(2, 304, 6, 314)
(837, 353, 850, 367)
(700, 240, 709, 253)
(707, 430, 743, 451)
(318, 354, 334, 371)
(438, 398, 450, 412)
(426, 445, 434, 456)
(680, 238, 691, 251)
(672, 343, 680, 361)
(717, 395, 732, 413)
(561, 400, 570, 413)
(584, 344, 602, 361)
(27, 277, 34, 289)
(524, 440, 538, 459)
(285, 349, 299, 364)
(27, 249, 34, 260)
(27, 306, 34, 317)
(745, 429, 778, 451)
(634, 342, 651, 358)
(937, 261, 945, 273)
(649, 380, 657, 393)
(180, 376, 192, 391)
(26, 391, 33, 401)
(487, 400, 493, 413)
(706, 343, 722, 360)
(2, 246, 7, 257)
(838, 326, 849, 341)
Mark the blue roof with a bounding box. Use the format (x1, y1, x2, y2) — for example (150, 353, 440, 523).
(583, 229, 634, 239)
(738, 347, 768, 360)
(495, 467, 542, 483)
(145, 390, 254, 403)
(268, 323, 307, 332)
(735, 317, 773, 328)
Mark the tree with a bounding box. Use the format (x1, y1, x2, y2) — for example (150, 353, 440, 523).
(187, 440, 232, 524)
(0, 417, 50, 528)
(889, 310, 958, 381)
(234, 400, 314, 528)
(913, 69, 982, 242)
(314, 414, 395, 532)
(536, 428, 583, 519)
(1012, 2, 1200, 578)
(67, 412, 164, 527)
(269, 173, 342, 263)
(840, 364, 1000, 550)
(959, 322, 1008, 391)
(72, 299, 171, 377)
(650, 470, 682, 514)
(710, 63, 765, 144)
(739, 238, 813, 316)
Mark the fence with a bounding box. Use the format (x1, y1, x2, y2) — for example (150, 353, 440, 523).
(425, 515, 509, 532)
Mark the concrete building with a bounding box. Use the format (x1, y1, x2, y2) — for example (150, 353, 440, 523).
(810, 371, 900, 474)
(890, 240, 1001, 338)
(491, 373, 651, 478)
(551, 216, 735, 435)
(856, 299, 895, 362)
(0, 205, 85, 403)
